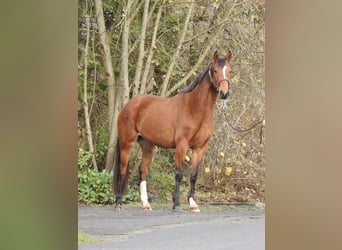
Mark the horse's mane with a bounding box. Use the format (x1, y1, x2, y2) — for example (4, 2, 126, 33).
(180, 63, 212, 93)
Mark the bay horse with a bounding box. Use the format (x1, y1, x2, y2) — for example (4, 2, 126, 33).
(113, 51, 232, 212)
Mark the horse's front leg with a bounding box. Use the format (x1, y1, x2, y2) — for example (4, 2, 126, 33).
(188, 146, 208, 212)
(188, 167, 200, 212)
(173, 141, 188, 212)
(172, 168, 183, 212)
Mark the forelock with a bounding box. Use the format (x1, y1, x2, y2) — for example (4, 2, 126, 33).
(217, 58, 226, 67)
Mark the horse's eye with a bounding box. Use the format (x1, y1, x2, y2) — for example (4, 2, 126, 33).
(213, 70, 217, 73)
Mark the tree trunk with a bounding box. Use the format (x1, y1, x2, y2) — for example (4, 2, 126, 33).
(94, 0, 116, 132)
(83, 9, 98, 171)
(104, 88, 120, 172)
(133, 0, 150, 96)
(104, 0, 134, 172)
(94, 0, 118, 172)
(160, 2, 194, 97)
(120, 0, 134, 106)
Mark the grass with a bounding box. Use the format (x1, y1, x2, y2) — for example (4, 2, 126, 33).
(78, 231, 102, 245)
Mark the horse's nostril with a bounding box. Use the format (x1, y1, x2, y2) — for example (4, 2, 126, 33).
(219, 91, 229, 100)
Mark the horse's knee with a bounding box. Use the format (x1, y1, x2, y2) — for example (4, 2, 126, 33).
(190, 169, 198, 183)
(140, 168, 149, 181)
(175, 169, 183, 182)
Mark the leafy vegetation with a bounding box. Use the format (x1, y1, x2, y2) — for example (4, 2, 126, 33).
(78, 147, 140, 204)
(78, 168, 115, 204)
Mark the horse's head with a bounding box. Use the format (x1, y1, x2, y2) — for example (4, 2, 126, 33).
(209, 51, 232, 99)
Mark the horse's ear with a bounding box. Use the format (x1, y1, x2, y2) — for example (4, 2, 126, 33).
(226, 50, 232, 63)
(214, 50, 219, 61)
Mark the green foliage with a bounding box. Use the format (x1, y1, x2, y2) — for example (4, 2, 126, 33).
(94, 123, 108, 161)
(78, 231, 101, 245)
(78, 168, 140, 204)
(163, 14, 179, 27)
(78, 148, 93, 169)
(122, 186, 140, 202)
(78, 169, 114, 204)
(149, 170, 174, 201)
(146, 150, 175, 200)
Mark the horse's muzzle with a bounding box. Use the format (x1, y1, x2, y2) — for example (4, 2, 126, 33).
(218, 80, 230, 99)
(219, 90, 229, 99)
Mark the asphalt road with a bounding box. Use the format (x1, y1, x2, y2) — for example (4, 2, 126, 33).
(78, 203, 264, 250)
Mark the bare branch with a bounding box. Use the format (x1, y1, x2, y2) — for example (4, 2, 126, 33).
(160, 2, 195, 97)
(133, 0, 150, 96)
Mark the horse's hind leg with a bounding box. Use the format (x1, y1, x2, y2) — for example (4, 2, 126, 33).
(138, 137, 154, 211)
(114, 135, 136, 211)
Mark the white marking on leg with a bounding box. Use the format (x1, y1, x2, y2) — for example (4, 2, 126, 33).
(189, 197, 200, 212)
(140, 180, 148, 202)
(140, 180, 151, 210)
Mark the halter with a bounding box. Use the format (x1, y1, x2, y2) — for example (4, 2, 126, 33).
(208, 65, 231, 92)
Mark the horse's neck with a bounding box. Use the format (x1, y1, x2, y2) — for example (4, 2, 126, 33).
(187, 75, 218, 118)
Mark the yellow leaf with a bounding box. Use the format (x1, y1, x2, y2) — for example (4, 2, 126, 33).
(219, 152, 225, 157)
(185, 155, 190, 162)
(242, 142, 247, 147)
(204, 167, 210, 173)
(225, 167, 233, 176)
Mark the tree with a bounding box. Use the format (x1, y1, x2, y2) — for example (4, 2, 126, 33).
(81, 0, 98, 171)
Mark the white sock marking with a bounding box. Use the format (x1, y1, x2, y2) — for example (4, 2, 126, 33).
(189, 197, 197, 207)
(140, 180, 148, 203)
(189, 197, 200, 212)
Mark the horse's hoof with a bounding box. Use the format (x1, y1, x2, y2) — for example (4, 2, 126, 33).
(173, 206, 182, 212)
(142, 201, 152, 211)
(190, 207, 201, 213)
(188, 197, 200, 212)
(114, 204, 123, 211)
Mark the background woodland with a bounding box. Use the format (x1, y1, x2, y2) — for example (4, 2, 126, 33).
(78, 0, 265, 204)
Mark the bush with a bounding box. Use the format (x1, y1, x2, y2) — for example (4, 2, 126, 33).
(78, 168, 141, 204)
(78, 169, 115, 204)
(78, 148, 92, 169)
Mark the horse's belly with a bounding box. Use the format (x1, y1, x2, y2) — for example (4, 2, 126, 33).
(138, 122, 176, 148)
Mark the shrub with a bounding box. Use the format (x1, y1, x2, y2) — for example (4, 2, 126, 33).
(78, 148, 93, 169)
(78, 169, 115, 204)
(78, 168, 141, 204)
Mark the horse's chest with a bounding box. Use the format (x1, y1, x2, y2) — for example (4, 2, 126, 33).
(191, 123, 214, 145)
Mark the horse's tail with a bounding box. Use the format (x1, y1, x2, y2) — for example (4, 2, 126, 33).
(113, 138, 129, 195)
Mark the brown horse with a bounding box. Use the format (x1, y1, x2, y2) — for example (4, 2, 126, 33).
(113, 51, 232, 212)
